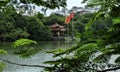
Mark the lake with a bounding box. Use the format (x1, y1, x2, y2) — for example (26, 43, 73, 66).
(0, 41, 120, 72)
(0, 41, 74, 72)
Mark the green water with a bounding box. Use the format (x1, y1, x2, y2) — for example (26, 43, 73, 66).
(0, 41, 73, 72)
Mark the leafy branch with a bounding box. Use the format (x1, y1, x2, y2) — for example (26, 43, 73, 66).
(0, 58, 46, 68)
(98, 66, 120, 72)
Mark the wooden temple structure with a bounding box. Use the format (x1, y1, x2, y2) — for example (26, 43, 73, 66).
(50, 23, 66, 37)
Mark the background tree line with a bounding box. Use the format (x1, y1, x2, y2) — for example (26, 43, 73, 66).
(0, 7, 112, 42)
(0, 0, 67, 41)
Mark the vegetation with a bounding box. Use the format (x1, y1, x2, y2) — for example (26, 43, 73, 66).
(0, 0, 67, 41)
(0, 0, 120, 72)
(12, 38, 39, 59)
(0, 8, 112, 42)
(0, 11, 53, 41)
(0, 0, 67, 71)
(42, 0, 120, 72)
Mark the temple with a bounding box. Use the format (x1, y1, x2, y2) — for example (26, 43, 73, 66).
(50, 23, 66, 37)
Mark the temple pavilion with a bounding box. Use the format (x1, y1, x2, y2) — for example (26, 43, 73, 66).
(50, 23, 66, 37)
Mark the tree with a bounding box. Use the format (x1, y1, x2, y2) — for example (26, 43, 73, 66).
(10, 13, 53, 41)
(24, 16, 52, 41)
(0, 0, 67, 15)
(44, 14, 65, 26)
(0, 11, 29, 41)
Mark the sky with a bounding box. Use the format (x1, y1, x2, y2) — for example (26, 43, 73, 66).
(36, 0, 86, 16)
(67, 0, 86, 9)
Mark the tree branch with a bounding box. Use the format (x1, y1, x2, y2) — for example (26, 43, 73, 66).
(1, 58, 120, 72)
(0, 58, 46, 68)
(98, 66, 120, 72)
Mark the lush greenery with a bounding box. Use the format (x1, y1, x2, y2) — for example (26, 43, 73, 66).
(0, 8, 112, 42)
(0, 0, 67, 71)
(0, 0, 113, 42)
(0, 0, 68, 41)
(42, 0, 120, 72)
(0, 11, 53, 41)
(0, 0, 120, 72)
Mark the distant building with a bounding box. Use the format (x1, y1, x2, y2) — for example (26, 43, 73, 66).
(50, 23, 66, 37)
(52, 6, 99, 15)
(71, 6, 99, 14)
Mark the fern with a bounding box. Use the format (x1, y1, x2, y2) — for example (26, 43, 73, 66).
(53, 40, 96, 57)
(85, 10, 102, 31)
(12, 38, 37, 48)
(12, 39, 39, 59)
(0, 49, 7, 54)
(76, 43, 98, 53)
(46, 48, 65, 55)
(20, 47, 39, 59)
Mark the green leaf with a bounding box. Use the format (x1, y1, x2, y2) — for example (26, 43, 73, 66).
(0, 62, 6, 72)
(112, 18, 120, 24)
(14, 47, 40, 59)
(0, 49, 7, 54)
(12, 39, 37, 48)
(46, 48, 65, 54)
(53, 40, 96, 57)
(93, 54, 110, 63)
(85, 11, 102, 31)
(115, 56, 120, 63)
(0, 0, 10, 8)
(76, 43, 98, 52)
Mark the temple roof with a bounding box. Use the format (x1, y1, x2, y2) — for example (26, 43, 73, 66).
(50, 23, 65, 32)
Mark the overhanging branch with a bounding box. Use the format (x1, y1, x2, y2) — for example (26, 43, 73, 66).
(98, 66, 120, 72)
(1, 58, 120, 72)
(0, 58, 46, 68)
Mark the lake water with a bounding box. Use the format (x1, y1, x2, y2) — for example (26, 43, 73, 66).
(0, 41, 120, 72)
(0, 41, 73, 72)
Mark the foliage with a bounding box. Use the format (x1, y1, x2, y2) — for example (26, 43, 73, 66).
(0, 0, 120, 72)
(13, 47, 40, 59)
(0, 49, 7, 54)
(0, 0, 67, 15)
(73, 12, 112, 38)
(12, 38, 39, 59)
(109, 5, 120, 18)
(0, 0, 67, 42)
(85, 11, 102, 31)
(0, 0, 67, 14)
(0, 13, 29, 41)
(19, 0, 67, 9)
(12, 38, 37, 48)
(25, 16, 52, 41)
(0, 0, 10, 8)
(0, 62, 6, 72)
(44, 14, 65, 26)
(44, 18, 120, 72)
(112, 18, 120, 24)
(43, 0, 120, 72)
(0, 0, 67, 72)
(0, 9, 53, 41)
